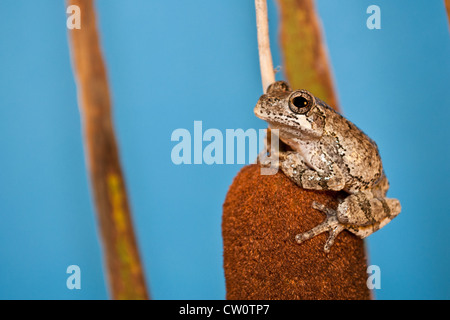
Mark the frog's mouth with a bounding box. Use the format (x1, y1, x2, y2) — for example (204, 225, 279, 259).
(253, 103, 269, 121)
(254, 106, 290, 128)
(267, 122, 303, 139)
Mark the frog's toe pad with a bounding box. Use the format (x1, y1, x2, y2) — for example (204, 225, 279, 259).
(295, 202, 345, 253)
(312, 201, 337, 217)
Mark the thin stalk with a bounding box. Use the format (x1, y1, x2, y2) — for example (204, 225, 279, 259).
(255, 0, 276, 93)
(66, 0, 149, 300)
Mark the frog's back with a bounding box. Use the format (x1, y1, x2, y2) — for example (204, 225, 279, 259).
(324, 106, 384, 192)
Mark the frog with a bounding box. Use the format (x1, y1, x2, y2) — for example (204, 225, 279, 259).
(254, 80, 401, 253)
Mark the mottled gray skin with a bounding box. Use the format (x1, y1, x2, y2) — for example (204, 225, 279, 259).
(254, 81, 401, 252)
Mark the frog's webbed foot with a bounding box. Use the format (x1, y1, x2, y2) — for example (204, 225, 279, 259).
(295, 201, 345, 253)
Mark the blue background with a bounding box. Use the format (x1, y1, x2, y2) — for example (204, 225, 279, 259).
(0, 0, 449, 299)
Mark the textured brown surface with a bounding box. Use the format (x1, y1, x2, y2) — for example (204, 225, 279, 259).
(222, 164, 371, 300)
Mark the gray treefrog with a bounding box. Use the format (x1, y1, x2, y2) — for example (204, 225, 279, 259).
(254, 81, 401, 253)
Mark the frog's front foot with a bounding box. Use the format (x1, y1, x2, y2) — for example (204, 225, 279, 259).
(281, 153, 345, 191)
(257, 150, 280, 168)
(295, 201, 345, 253)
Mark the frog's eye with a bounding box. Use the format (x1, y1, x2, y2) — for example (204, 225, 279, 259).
(288, 90, 315, 114)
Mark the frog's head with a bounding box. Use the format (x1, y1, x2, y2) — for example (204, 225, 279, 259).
(254, 81, 325, 140)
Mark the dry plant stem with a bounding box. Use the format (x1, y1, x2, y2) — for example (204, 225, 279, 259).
(277, 0, 340, 112)
(255, 0, 276, 93)
(67, 0, 149, 300)
(255, 0, 277, 150)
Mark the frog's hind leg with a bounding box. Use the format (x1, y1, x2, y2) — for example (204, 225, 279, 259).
(337, 191, 401, 239)
(346, 214, 397, 239)
(295, 202, 345, 253)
